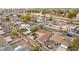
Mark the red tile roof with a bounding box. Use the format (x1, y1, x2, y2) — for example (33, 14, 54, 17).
(37, 30, 52, 43)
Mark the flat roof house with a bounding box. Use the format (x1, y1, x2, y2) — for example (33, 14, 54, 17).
(14, 45, 29, 51)
(0, 26, 3, 30)
(10, 38, 33, 51)
(0, 30, 5, 35)
(0, 36, 7, 47)
(4, 36, 13, 43)
(20, 24, 31, 30)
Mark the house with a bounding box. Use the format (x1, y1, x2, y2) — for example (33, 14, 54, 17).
(61, 25, 76, 31)
(66, 31, 75, 37)
(10, 38, 33, 51)
(37, 16, 47, 23)
(4, 36, 13, 43)
(0, 30, 5, 35)
(14, 22, 23, 26)
(36, 30, 52, 43)
(23, 31, 31, 35)
(14, 45, 29, 51)
(50, 32, 72, 49)
(0, 15, 3, 19)
(20, 24, 31, 30)
(12, 14, 17, 17)
(37, 17, 42, 22)
(10, 14, 18, 20)
(0, 26, 2, 30)
(0, 44, 14, 51)
(50, 32, 64, 43)
(0, 36, 7, 47)
(20, 24, 26, 29)
(0, 36, 13, 51)
(60, 26, 68, 32)
(56, 45, 66, 51)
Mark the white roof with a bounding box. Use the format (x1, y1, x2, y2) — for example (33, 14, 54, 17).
(15, 22, 23, 24)
(26, 27, 31, 30)
(21, 24, 30, 29)
(23, 31, 31, 35)
(21, 24, 26, 28)
(14, 45, 28, 51)
(14, 45, 22, 50)
(56, 45, 66, 51)
(0, 30, 5, 35)
(13, 14, 17, 17)
(19, 27, 22, 29)
(27, 31, 31, 33)
(0, 26, 2, 29)
(21, 24, 30, 27)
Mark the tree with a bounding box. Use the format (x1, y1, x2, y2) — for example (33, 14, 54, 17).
(67, 9, 77, 19)
(32, 45, 40, 51)
(5, 17, 10, 21)
(19, 28, 26, 33)
(11, 30, 17, 36)
(21, 16, 31, 22)
(57, 9, 64, 16)
(68, 37, 79, 51)
(32, 33, 37, 39)
(48, 18, 53, 21)
(30, 27, 37, 33)
(60, 26, 68, 32)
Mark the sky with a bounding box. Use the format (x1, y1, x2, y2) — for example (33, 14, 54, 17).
(0, 0, 79, 8)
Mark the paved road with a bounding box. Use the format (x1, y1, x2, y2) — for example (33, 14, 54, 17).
(10, 25, 52, 51)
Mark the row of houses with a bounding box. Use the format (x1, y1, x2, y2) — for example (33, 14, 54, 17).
(0, 36, 33, 51)
(34, 28, 73, 51)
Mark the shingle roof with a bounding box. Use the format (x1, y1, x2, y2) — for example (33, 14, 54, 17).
(50, 32, 64, 43)
(50, 32, 72, 46)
